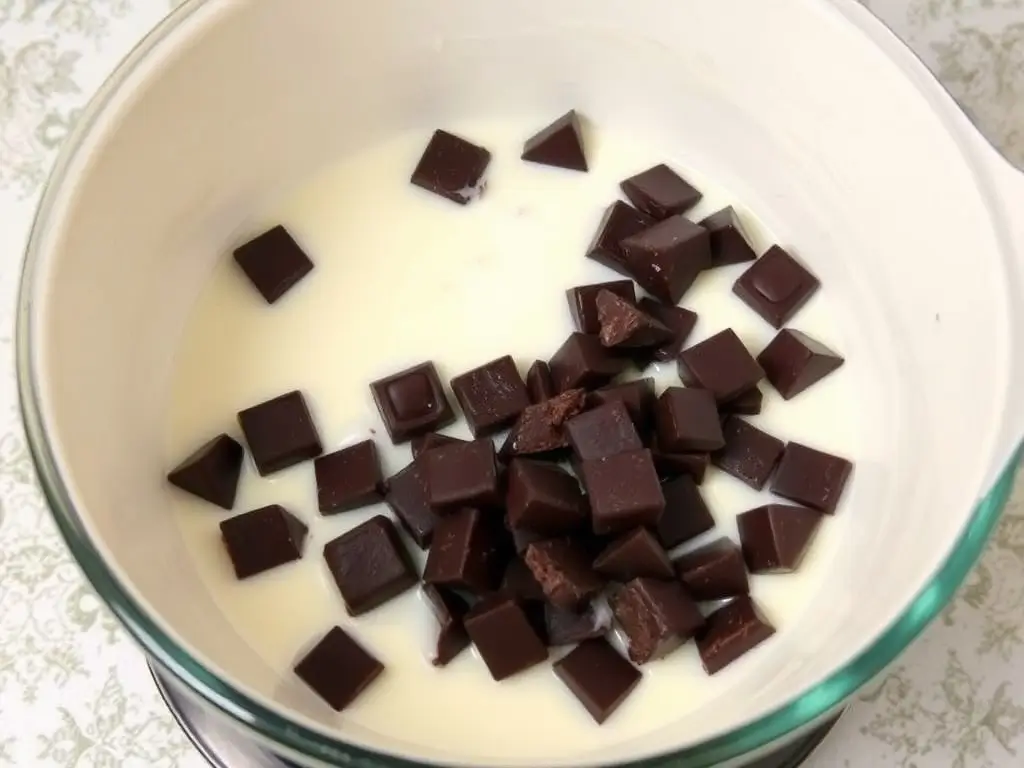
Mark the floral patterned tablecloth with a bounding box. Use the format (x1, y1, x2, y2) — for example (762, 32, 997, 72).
(2, 1, 1024, 766)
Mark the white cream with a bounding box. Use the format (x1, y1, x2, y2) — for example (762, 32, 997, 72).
(166, 118, 862, 762)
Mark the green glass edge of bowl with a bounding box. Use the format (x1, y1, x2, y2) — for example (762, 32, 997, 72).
(13, 0, 1023, 766)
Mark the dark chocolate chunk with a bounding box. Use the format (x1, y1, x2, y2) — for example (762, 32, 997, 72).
(499, 389, 587, 459)
(423, 507, 502, 594)
(594, 528, 674, 580)
(566, 400, 642, 462)
(524, 539, 604, 609)
(500, 557, 546, 601)
(323, 515, 417, 616)
(733, 246, 820, 328)
(610, 577, 704, 664)
(757, 329, 844, 400)
(697, 596, 775, 674)
(410, 129, 491, 204)
(554, 638, 642, 724)
(567, 280, 637, 335)
(508, 520, 545, 555)
(596, 289, 673, 349)
(635, 298, 699, 365)
(678, 329, 765, 403)
(722, 387, 763, 416)
(314, 440, 385, 514)
(771, 442, 852, 514)
(451, 355, 529, 437)
(238, 390, 323, 476)
(220, 504, 308, 580)
(549, 332, 628, 393)
(464, 596, 548, 680)
(410, 431, 466, 459)
(738, 504, 822, 574)
(424, 439, 500, 510)
(167, 434, 244, 510)
(699, 207, 756, 268)
(384, 462, 440, 549)
(525, 360, 556, 404)
(579, 449, 665, 534)
(656, 474, 714, 549)
(588, 378, 656, 436)
(233, 225, 314, 304)
(651, 448, 710, 484)
(621, 215, 711, 305)
(586, 201, 653, 275)
(545, 603, 611, 646)
(294, 626, 383, 711)
(712, 417, 785, 491)
(654, 387, 724, 453)
(506, 459, 585, 534)
(521, 110, 588, 172)
(673, 538, 749, 602)
(422, 584, 471, 666)
(371, 362, 455, 444)
(620, 164, 702, 220)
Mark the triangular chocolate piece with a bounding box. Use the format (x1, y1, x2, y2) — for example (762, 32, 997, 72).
(522, 110, 588, 171)
(737, 504, 822, 573)
(672, 537, 748, 601)
(422, 584, 471, 667)
(167, 434, 244, 510)
(757, 329, 844, 400)
(621, 215, 712, 304)
(699, 207, 756, 268)
(620, 164, 702, 220)
(595, 290, 673, 349)
(697, 596, 774, 674)
(594, 528, 674, 580)
(586, 201, 654, 275)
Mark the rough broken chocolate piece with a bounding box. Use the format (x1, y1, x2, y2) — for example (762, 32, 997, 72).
(656, 474, 715, 549)
(411, 129, 491, 204)
(371, 362, 455, 444)
(621, 215, 711, 305)
(757, 329, 844, 400)
(499, 389, 587, 459)
(500, 557, 546, 601)
(588, 378, 656, 436)
(651, 448, 710, 484)
(238, 390, 323, 476)
(567, 280, 637, 335)
(220, 504, 308, 580)
(450, 355, 529, 437)
(566, 400, 642, 462)
(522, 110, 588, 171)
(697, 596, 775, 674)
(314, 439, 385, 514)
(545, 603, 611, 646)
(699, 207, 756, 268)
(596, 289, 673, 350)
(610, 577, 704, 664)
(677, 329, 765, 403)
(233, 225, 314, 304)
(620, 164, 702, 220)
(384, 462, 441, 549)
(524, 539, 604, 609)
(167, 434, 244, 510)
(673, 538, 749, 601)
(424, 439, 500, 510)
(464, 596, 548, 680)
(410, 432, 466, 459)
(525, 360, 556, 403)
(423, 507, 502, 594)
(772, 442, 852, 514)
(422, 584, 471, 666)
(733, 246, 820, 328)
(713, 417, 785, 491)
(554, 638, 641, 724)
(506, 459, 585, 534)
(294, 626, 383, 711)
(323, 515, 417, 616)
(586, 201, 653, 275)
(738, 504, 822, 574)
(594, 528, 674, 580)
(722, 387, 763, 416)
(655, 387, 724, 453)
(580, 449, 665, 534)
(549, 332, 628, 393)
(635, 298, 699, 365)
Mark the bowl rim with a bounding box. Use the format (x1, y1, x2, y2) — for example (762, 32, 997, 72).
(15, 0, 1023, 766)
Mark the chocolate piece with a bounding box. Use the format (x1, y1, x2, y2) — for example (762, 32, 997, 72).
(654, 387, 724, 453)
(656, 474, 714, 549)
(549, 332, 628, 393)
(167, 434, 244, 510)
(424, 439, 500, 510)
(524, 539, 604, 609)
(506, 459, 585, 534)
(594, 528, 674, 580)
(411, 129, 491, 204)
(712, 417, 785, 491)
(566, 400, 642, 462)
(233, 225, 314, 304)
(699, 207, 756, 268)
(499, 389, 587, 459)
(620, 164, 702, 220)
(596, 289, 673, 349)
(220, 504, 307, 580)
(620, 215, 711, 304)
(757, 329, 844, 400)
(464, 596, 548, 680)
(567, 280, 637, 335)
(525, 360, 556, 403)
(772, 442, 852, 514)
(673, 538, 749, 601)
(651, 448, 710, 484)
(371, 362, 455, 444)
(314, 440, 385, 514)
(238, 390, 322, 476)
(610, 577, 704, 664)
(545, 603, 611, 646)
(580, 450, 665, 534)
(697, 596, 775, 674)
(677, 329, 764, 403)
(586, 201, 653, 275)
(722, 387, 763, 416)
(410, 431, 466, 459)
(323, 515, 417, 615)
(500, 557, 546, 601)
(733, 246, 820, 328)
(423, 507, 502, 594)
(521, 110, 588, 172)
(554, 638, 642, 724)
(384, 462, 440, 549)
(738, 504, 822, 574)
(422, 584, 471, 666)
(509, 522, 545, 555)
(294, 626, 383, 711)
(588, 378, 656, 435)
(635, 298, 699, 364)
(450, 355, 529, 437)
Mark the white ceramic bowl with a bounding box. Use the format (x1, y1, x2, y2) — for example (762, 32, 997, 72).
(16, 0, 1024, 766)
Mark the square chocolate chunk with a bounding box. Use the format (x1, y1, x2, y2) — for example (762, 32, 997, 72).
(621, 215, 711, 305)
(233, 225, 313, 304)
(737, 504, 822, 574)
(424, 439, 500, 510)
(594, 528, 674, 581)
(610, 577, 704, 664)
(588, 378, 656, 436)
(506, 459, 585, 535)
(655, 387, 724, 453)
(167, 433, 244, 510)
(733, 246, 820, 328)
(586, 201, 653, 275)
(410, 431, 466, 460)
(620, 164, 702, 220)
(549, 332, 628, 393)
(314, 439, 385, 514)
(524, 539, 604, 609)
(451, 355, 530, 437)
(464, 596, 548, 680)
(384, 461, 441, 549)
(673, 537, 749, 601)
(651, 448, 710, 485)
(699, 207, 756, 268)
(713, 417, 784, 490)
(771, 443, 852, 514)
(656, 474, 714, 549)
(423, 507, 502, 594)
(677, 329, 765, 403)
(567, 280, 637, 335)
(371, 362, 455, 444)
(220, 505, 308, 580)
(697, 596, 775, 674)
(757, 329, 844, 400)
(554, 638, 642, 724)
(323, 515, 418, 616)
(238, 390, 323, 476)
(411, 129, 491, 204)
(566, 400, 642, 462)
(294, 626, 383, 711)
(580, 449, 665, 535)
